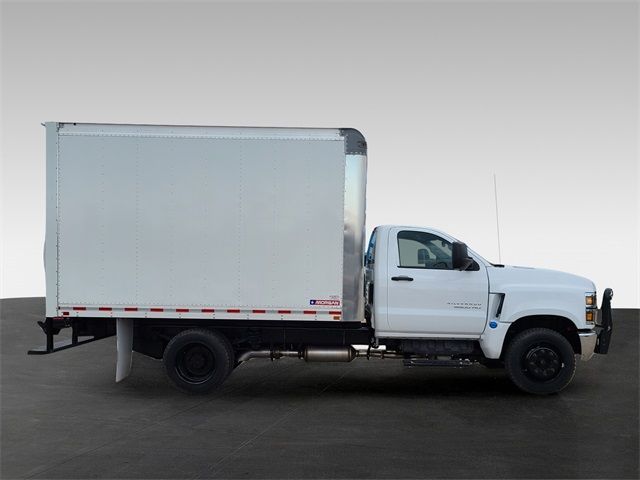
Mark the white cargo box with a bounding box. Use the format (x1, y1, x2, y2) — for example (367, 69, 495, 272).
(44, 123, 367, 322)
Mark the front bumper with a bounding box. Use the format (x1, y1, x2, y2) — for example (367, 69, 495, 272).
(578, 331, 598, 361)
(578, 287, 613, 361)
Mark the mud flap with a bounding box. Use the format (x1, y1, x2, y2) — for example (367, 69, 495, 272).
(116, 318, 134, 382)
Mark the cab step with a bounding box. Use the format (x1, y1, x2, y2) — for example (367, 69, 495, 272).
(403, 358, 473, 367)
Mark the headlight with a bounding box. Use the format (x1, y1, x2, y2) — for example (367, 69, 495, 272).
(585, 292, 597, 325)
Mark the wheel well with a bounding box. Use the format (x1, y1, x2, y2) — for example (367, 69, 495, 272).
(500, 315, 581, 359)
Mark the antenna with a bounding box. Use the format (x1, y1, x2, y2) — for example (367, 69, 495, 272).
(493, 173, 502, 264)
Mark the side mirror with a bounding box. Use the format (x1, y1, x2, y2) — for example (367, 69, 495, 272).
(452, 242, 473, 271)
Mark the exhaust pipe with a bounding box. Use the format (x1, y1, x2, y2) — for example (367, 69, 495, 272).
(237, 346, 403, 363)
(236, 349, 301, 362)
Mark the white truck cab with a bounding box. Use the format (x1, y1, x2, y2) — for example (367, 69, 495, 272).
(365, 225, 612, 393)
(31, 123, 613, 396)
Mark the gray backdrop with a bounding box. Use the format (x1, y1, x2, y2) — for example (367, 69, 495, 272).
(1, 0, 638, 307)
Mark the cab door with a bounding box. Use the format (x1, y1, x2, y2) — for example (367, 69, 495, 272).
(386, 228, 489, 336)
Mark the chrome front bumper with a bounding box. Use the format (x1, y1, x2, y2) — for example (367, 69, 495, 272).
(578, 331, 598, 361)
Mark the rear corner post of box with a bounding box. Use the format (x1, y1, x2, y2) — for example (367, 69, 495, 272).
(44, 122, 59, 318)
(340, 128, 367, 155)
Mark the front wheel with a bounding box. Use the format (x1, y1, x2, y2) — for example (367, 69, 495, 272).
(163, 329, 234, 394)
(505, 328, 576, 395)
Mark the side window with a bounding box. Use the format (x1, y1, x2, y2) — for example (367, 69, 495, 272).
(365, 229, 377, 266)
(397, 230, 453, 270)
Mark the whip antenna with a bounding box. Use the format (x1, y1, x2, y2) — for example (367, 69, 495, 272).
(493, 173, 502, 264)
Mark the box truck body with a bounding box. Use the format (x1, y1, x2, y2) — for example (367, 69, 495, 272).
(32, 122, 613, 396)
(45, 123, 366, 323)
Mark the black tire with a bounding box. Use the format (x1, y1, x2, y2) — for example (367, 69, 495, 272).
(505, 328, 576, 395)
(163, 329, 234, 394)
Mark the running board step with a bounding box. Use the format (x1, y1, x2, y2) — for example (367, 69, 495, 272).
(403, 358, 472, 367)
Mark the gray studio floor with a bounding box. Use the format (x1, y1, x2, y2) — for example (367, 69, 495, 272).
(1, 298, 638, 479)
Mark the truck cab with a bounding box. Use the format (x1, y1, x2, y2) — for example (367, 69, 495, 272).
(365, 225, 613, 394)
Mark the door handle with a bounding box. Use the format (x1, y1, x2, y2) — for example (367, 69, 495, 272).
(391, 276, 413, 281)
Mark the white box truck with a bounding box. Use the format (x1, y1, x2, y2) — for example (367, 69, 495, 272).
(30, 122, 614, 395)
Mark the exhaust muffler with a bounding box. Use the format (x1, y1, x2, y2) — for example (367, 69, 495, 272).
(238, 345, 402, 363)
(303, 346, 357, 362)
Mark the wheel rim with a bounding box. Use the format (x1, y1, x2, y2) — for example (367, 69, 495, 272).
(522, 344, 563, 382)
(176, 343, 216, 384)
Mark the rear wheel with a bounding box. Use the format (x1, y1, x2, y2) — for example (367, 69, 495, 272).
(505, 328, 576, 395)
(163, 329, 234, 394)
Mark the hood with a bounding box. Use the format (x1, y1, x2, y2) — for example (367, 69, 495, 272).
(487, 265, 595, 293)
